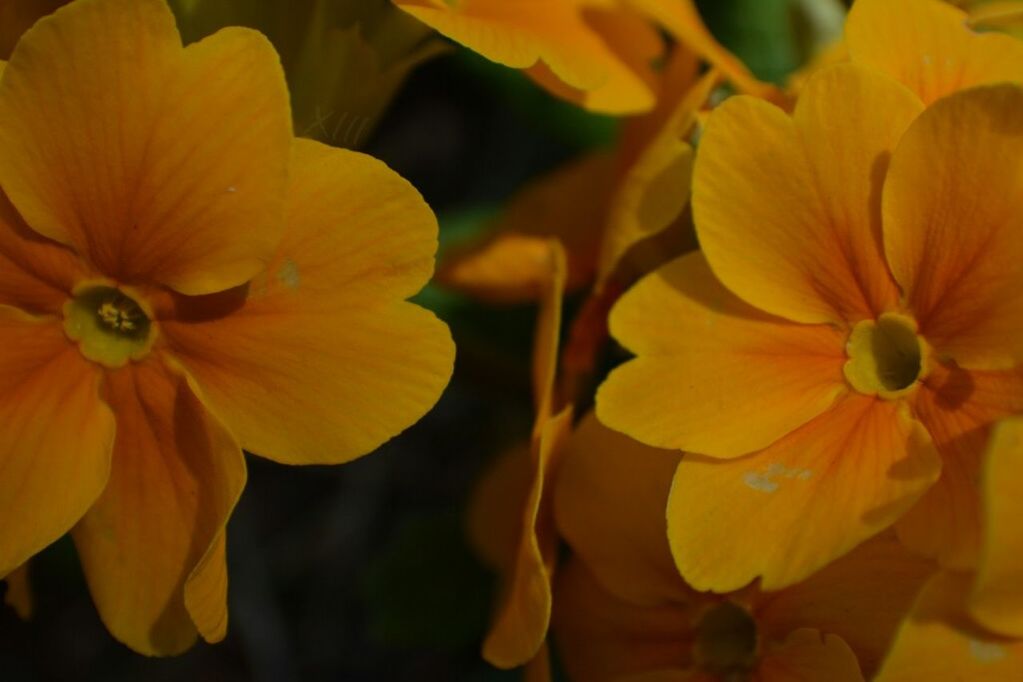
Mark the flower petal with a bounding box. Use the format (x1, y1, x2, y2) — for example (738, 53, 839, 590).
(753, 532, 933, 678)
(551, 558, 695, 682)
(883, 84, 1023, 371)
(846, 0, 1023, 106)
(554, 413, 689, 606)
(483, 406, 574, 668)
(0, 190, 85, 315)
(73, 356, 245, 655)
(598, 252, 847, 457)
(692, 63, 921, 325)
(438, 152, 614, 303)
(668, 395, 940, 592)
(970, 417, 1023, 638)
(161, 139, 454, 465)
(393, 0, 659, 114)
(0, 0, 291, 295)
(757, 629, 863, 682)
(897, 363, 1023, 569)
(0, 308, 113, 577)
(874, 572, 1023, 682)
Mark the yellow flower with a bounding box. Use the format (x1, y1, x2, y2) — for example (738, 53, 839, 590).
(874, 417, 1023, 681)
(552, 414, 934, 681)
(466, 238, 572, 672)
(392, 0, 777, 115)
(0, 0, 453, 655)
(597, 62, 1023, 592)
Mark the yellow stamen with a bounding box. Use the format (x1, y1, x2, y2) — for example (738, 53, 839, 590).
(63, 286, 156, 368)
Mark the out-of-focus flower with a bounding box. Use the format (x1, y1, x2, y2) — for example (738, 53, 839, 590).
(552, 414, 934, 681)
(466, 239, 572, 674)
(0, 0, 453, 655)
(953, 0, 1023, 36)
(439, 49, 716, 306)
(597, 63, 1023, 591)
(171, 0, 446, 147)
(874, 417, 1023, 681)
(392, 0, 778, 114)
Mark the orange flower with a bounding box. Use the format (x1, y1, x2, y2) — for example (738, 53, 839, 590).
(597, 63, 1023, 591)
(466, 238, 572, 673)
(0, 0, 453, 655)
(392, 0, 776, 114)
(874, 417, 1023, 681)
(552, 414, 934, 681)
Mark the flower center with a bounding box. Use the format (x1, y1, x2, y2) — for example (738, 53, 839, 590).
(63, 286, 155, 368)
(843, 313, 926, 398)
(694, 601, 758, 677)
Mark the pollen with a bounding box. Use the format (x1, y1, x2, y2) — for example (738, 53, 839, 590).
(843, 313, 928, 398)
(63, 285, 155, 368)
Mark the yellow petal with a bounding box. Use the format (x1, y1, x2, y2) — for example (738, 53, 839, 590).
(874, 572, 1023, 682)
(73, 355, 245, 656)
(597, 69, 720, 284)
(753, 532, 934, 678)
(971, 416, 1023, 638)
(624, 0, 781, 102)
(393, 0, 659, 114)
(757, 629, 864, 682)
(531, 239, 567, 426)
(3, 562, 33, 620)
(552, 558, 696, 682)
(438, 152, 615, 304)
(554, 413, 689, 606)
(693, 64, 921, 325)
(847, 0, 1023, 106)
(0, 0, 292, 295)
(968, 1, 1023, 31)
(668, 396, 940, 592)
(598, 253, 847, 457)
(483, 406, 574, 669)
(466, 444, 533, 571)
(0, 190, 86, 315)
(0, 307, 114, 577)
(898, 364, 1023, 569)
(161, 139, 454, 465)
(883, 84, 1023, 371)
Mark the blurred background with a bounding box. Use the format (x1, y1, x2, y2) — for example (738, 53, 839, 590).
(0, 0, 844, 679)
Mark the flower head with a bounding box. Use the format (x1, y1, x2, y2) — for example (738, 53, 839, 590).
(597, 60, 1023, 591)
(0, 0, 453, 654)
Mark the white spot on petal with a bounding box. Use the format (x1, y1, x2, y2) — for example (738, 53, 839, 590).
(277, 259, 300, 290)
(969, 640, 1007, 664)
(742, 463, 813, 494)
(226, 185, 238, 193)
(743, 471, 779, 493)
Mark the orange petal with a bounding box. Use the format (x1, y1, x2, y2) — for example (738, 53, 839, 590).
(0, 190, 85, 315)
(753, 532, 934, 678)
(73, 355, 245, 656)
(874, 572, 1023, 682)
(597, 70, 720, 285)
(438, 152, 614, 304)
(0, 308, 113, 577)
(883, 84, 1023, 371)
(551, 558, 696, 682)
(970, 417, 1023, 638)
(668, 395, 940, 592)
(161, 139, 454, 465)
(0, 0, 291, 295)
(624, 0, 781, 102)
(597, 252, 847, 457)
(756, 629, 863, 682)
(3, 562, 33, 620)
(466, 444, 532, 571)
(846, 0, 1023, 106)
(898, 363, 1023, 569)
(532, 239, 567, 426)
(693, 64, 920, 325)
(393, 0, 659, 114)
(554, 412, 691, 606)
(483, 406, 574, 669)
